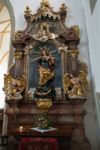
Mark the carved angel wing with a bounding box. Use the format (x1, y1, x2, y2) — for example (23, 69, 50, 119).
(63, 73, 71, 93)
(3, 74, 12, 94)
(79, 71, 88, 92)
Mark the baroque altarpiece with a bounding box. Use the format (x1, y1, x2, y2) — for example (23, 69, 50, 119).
(3, 0, 91, 150)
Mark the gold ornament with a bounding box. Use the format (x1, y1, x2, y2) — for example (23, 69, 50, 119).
(79, 60, 88, 75)
(79, 70, 88, 94)
(70, 25, 80, 38)
(14, 52, 23, 59)
(14, 31, 23, 41)
(60, 3, 67, 11)
(24, 6, 32, 15)
(36, 98, 52, 113)
(68, 75, 85, 98)
(67, 50, 79, 57)
(63, 73, 72, 94)
(33, 22, 58, 42)
(39, 66, 54, 86)
(40, 0, 51, 12)
(63, 70, 88, 98)
(3, 74, 26, 100)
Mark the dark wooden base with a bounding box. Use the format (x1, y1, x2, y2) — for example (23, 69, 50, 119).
(5, 101, 91, 150)
(6, 136, 71, 150)
(5, 138, 91, 150)
(70, 139, 91, 150)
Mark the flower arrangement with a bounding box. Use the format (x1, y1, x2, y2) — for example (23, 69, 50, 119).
(35, 114, 51, 129)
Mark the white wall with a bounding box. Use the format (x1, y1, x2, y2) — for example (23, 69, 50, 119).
(82, 1, 100, 150)
(91, 0, 100, 92)
(82, 0, 100, 92)
(8, 0, 99, 149)
(0, 6, 11, 108)
(92, 3, 100, 143)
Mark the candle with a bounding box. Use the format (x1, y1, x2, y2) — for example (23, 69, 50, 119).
(19, 126, 24, 132)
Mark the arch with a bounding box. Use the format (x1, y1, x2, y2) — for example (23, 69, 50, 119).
(0, 0, 15, 108)
(2, 0, 15, 65)
(1, 0, 15, 31)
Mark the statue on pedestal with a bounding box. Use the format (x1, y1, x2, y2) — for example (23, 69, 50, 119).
(34, 48, 55, 100)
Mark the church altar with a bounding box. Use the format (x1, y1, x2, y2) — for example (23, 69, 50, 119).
(3, 0, 91, 150)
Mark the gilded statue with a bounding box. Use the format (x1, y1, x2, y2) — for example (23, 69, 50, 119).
(63, 71, 88, 98)
(34, 47, 55, 99)
(3, 74, 25, 100)
(39, 66, 54, 86)
(68, 74, 84, 98)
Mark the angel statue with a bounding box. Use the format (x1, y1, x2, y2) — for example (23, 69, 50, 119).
(3, 74, 25, 100)
(63, 72, 88, 98)
(34, 47, 56, 100)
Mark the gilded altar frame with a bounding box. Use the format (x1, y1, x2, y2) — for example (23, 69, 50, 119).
(3, 1, 91, 150)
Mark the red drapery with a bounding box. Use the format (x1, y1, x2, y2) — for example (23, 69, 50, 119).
(19, 137, 58, 150)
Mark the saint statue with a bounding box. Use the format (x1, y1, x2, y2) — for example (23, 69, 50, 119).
(34, 48, 55, 100)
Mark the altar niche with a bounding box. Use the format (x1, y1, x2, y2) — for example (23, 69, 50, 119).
(28, 42, 63, 101)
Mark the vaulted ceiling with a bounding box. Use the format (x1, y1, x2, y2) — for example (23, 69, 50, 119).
(90, 0, 97, 13)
